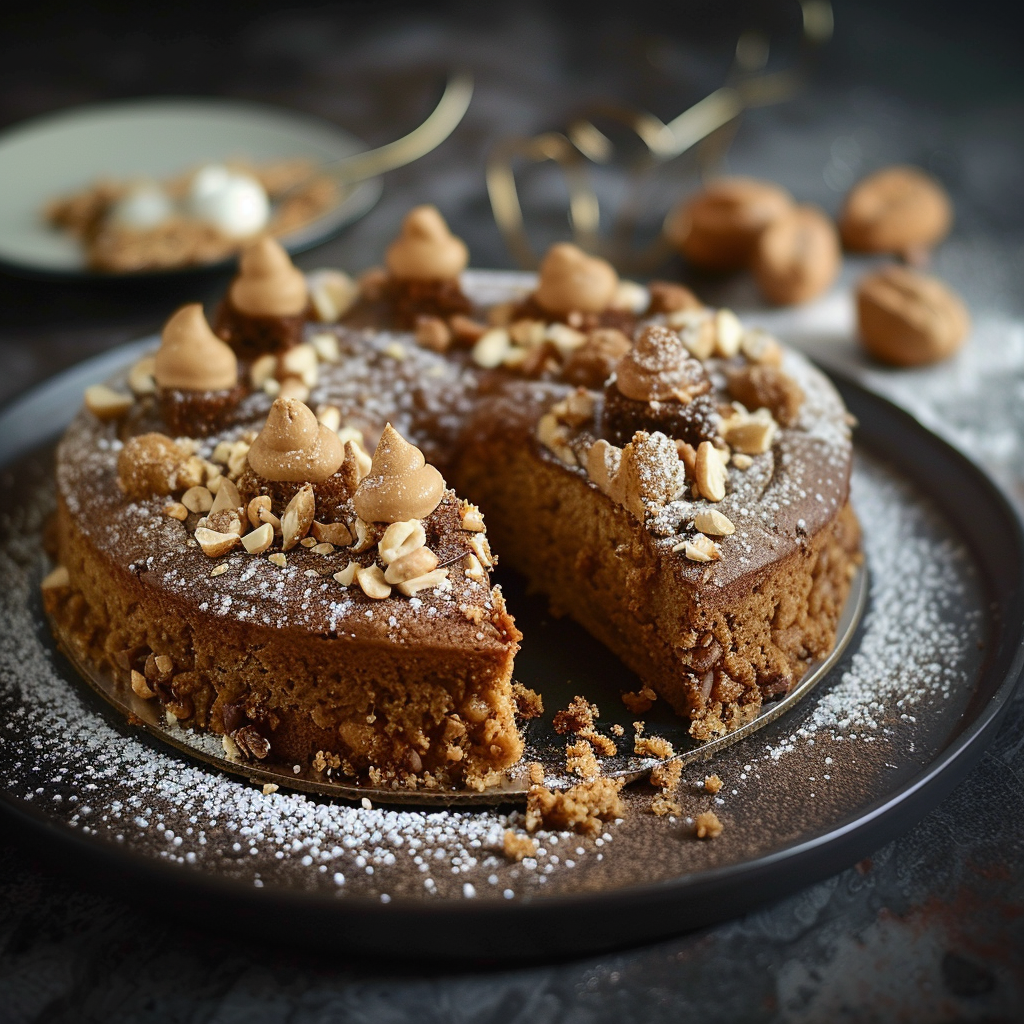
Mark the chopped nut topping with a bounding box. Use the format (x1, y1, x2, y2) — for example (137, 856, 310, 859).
(181, 485, 214, 513)
(694, 441, 727, 502)
(278, 378, 309, 403)
(333, 561, 359, 586)
(242, 522, 275, 554)
(536, 413, 577, 466)
(281, 484, 315, 551)
(449, 315, 488, 345)
(280, 343, 319, 388)
(350, 517, 378, 554)
(308, 270, 357, 323)
(164, 502, 188, 521)
(545, 322, 587, 358)
(355, 564, 391, 599)
(84, 384, 133, 421)
(209, 477, 241, 516)
(210, 563, 229, 577)
(732, 452, 753, 470)
(585, 439, 622, 497)
(316, 405, 341, 432)
(383, 341, 407, 361)
(714, 309, 743, 357)
(397, 568, 449, 596)
(195, 527, 240, 557)
(246, 496, 278, 532)
(471, 328, 511, 368)
(310, 331, 342, 363)
(312, 520, 353, 546)
(268, 551, 287, 568)
(509, 318, 546, 347)
(679, 316, 716, 361)
(130, 669, 156, 699)
(550, 387, 595, 427)
(460, 503, 485, 532)
(693, 509, 735, 536)
(415, 315, 452, 353)
(741, 329, 783, 366)
(226, 440, 250, 480)
(384, 545, 439, 585)
(128, 356, 157, 396)
(721, 407, 777, 455)
(467, 533, 493, 568)
(300, 535, 316, 548)
(250, 353, 277, 389)
(463, 552, 487, 584)
(205, 509, 244, 536)
(378, 519, 426, 564)
(681, 534, 721, 562)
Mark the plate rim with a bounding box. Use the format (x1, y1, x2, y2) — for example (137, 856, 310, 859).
(1, 336, 1022, 959)
(0, 94, 383, 281)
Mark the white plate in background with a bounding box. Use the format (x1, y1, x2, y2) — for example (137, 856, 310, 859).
(0, 97, 382, 278)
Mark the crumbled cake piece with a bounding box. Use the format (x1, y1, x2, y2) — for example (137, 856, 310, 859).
(512, 682, 544, 719)
(525, 778, 626, 836)
(552, 695, 598, 735)
(621, 685, 658, 713)
(650, 793, 683, 817)
(565, 738, 600, 780)
(583, 731, 617, 757)
(528, 761, 545, 785)
(502, 829, 537, 862)
(695, 810, 724, 839)
(650, 759, 683, 791)
(704, 773, 723, 794)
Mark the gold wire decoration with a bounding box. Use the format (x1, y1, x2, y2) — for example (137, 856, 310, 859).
(486, 1, 833, 274)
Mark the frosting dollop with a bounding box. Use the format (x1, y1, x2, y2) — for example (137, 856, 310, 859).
(352, 423, 445, 523)
(385, 206, 468, 281)
(534, 243, 619, 316)
(615, 324, 711, 403)
(154, 304, 238, 391)
(229, 237, 309, 317)
(247, 397, 344, 483)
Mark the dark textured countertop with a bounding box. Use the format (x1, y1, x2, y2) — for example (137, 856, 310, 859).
(3, 3, 1024, 1020)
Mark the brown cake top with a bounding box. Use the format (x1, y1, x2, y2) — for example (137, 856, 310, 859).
(229, 237, 309, 317)
(154, 304, 238, 391)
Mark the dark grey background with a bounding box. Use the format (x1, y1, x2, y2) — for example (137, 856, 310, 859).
(2, 2, 1024, 1020)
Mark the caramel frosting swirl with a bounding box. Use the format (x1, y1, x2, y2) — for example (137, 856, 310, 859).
(247, 398, 344, 483)
(534, 243, 619, 316)
(385, 205, 469, 281)
(352, 423, 445, 523)
(229, 237, 309, 317)
(154, 304, 238, 391)
(615, 324, 711, 403)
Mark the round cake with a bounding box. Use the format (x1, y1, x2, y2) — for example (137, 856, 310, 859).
(43, 207, 861, 791)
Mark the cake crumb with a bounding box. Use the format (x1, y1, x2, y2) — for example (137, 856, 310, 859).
(610, 724, 624, 737)
(553, 695, 598, 734)
(695, 810, 723, 839)
(621, 685, 657, 713)
(650, 793, 682, 817)
(261, 783, 279, 795)
(704, 773, 723, 794)
(461, 604, 487, 625)
(650, 759, 683, 791)
(528, 761, 545, 785)
(512, 682, 544, 719)
(582, 729, 617, 757)
(525, 778, 625, 836)
(502, 829, 537, 862)
(566, 738, 600, 779)
(633, 722, 675, 759)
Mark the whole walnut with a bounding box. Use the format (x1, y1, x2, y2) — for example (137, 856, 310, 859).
(752, 206, 841, 306)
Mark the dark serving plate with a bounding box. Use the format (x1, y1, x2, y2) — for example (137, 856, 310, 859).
(1, 343, 1021, 962)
